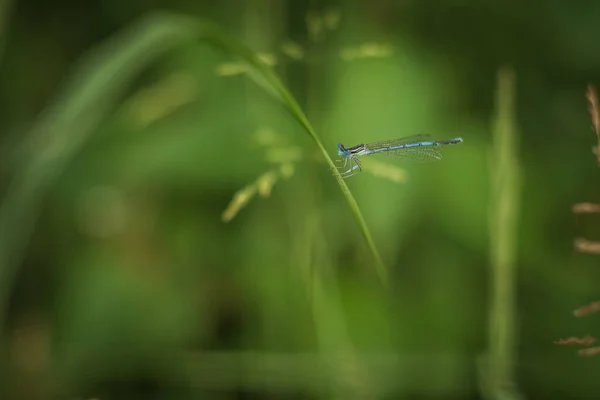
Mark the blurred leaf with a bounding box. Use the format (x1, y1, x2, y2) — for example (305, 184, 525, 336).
(0, 12, 200, 329)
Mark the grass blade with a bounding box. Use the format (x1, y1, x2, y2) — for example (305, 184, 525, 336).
(0, 12, 387, 329)
(196, 19, 387, 285)
(0, 14, 199, 329)
(479, 67, 523, 400)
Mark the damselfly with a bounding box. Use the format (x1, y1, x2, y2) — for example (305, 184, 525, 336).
(334, 134, 463, 178)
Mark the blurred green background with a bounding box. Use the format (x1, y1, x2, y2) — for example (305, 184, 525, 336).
(1, 0, 600, 398)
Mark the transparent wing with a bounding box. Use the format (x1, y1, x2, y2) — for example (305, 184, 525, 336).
(383, 145, 443, 162)
(364, 134, 443, 163)
(363, 134, 432, 151)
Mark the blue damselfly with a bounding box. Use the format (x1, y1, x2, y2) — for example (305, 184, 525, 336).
(334, 134, 463, 178)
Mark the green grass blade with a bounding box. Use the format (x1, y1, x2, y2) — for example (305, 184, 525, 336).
(0, 12, 387, 328)
(0, 14, 200, 328)
(479, 67, 523, 400)
(194, 18, 388, 286)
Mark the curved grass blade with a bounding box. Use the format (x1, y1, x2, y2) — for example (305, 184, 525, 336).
(194, 17, 388, 286)
(0, 14, 205, 329)
(0, 12, 387, 328)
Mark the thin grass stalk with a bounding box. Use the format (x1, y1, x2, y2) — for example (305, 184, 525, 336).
(197, 15, 387, 285)
(0, 14, 387, 328)
(481, 67, 522, 400)
(0, 14, 198, 329)
(0, 12, 388, 331)
(554, 84, 600, 356)
(303, 209, 374, 399)
(297, 9, 372, 397)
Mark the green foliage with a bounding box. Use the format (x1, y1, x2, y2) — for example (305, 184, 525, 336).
(3, 2, 600, 399)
